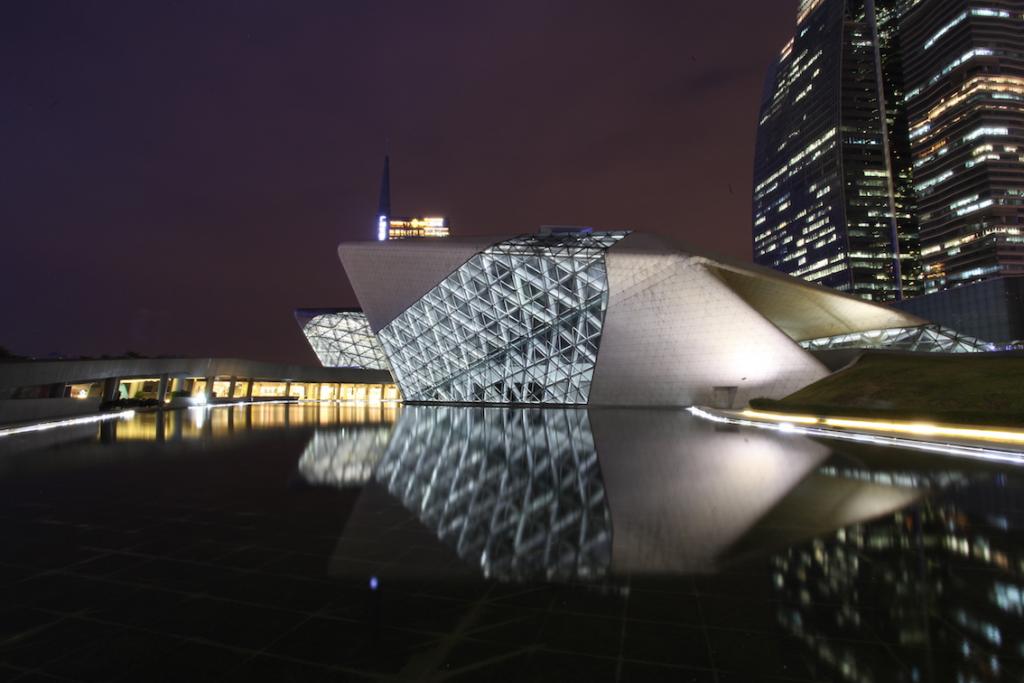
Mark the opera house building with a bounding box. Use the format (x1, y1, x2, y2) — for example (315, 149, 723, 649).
(297, 228, 988, 408)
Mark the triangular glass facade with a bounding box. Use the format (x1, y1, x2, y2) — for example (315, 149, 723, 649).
(377, 231, 630, 403)
(300, 311, 390, 370)
(799, 324, 994, 353)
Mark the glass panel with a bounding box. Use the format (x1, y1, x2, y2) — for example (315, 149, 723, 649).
(377, 231, 630, 404)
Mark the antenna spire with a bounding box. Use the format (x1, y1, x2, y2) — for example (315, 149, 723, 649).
(376, 147, 391, 240)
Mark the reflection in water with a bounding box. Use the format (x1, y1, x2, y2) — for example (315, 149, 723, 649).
(815, 463, 968, 490)
(591, 408, 838, 574)
(305, 406, 960, 583)
(0, 402, 401, 474)
(8, 400, 1024, 681)
(105, 402, 399, 443)
(374, 406, 611, 581)
(297, 427, 392, 486)
(774, 483, 1024, 682)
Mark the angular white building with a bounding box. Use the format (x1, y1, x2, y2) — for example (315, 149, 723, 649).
(338, 229, 978, 407)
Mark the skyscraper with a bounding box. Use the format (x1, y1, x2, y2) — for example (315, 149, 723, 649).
(754, 0, 1024, 340)
(752, 0, 921, 302)
(900, 0, 1024, 292)
(374, 154, 450, 241)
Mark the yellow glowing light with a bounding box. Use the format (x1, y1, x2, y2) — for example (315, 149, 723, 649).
(690, 407, 1024, 465)
(0, 410, 136, 438)
(738, 409, 1024, 446)
(408, 217, 446, 228)
(822, 418, 1024, 445)
(386, 216, 450, 239)
(796, 0, 823, 25)
(741, 409, 818, 425)
(916, 75, 1024, 130)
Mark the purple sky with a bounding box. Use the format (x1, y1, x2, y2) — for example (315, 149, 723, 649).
(2, 1, 797, 364)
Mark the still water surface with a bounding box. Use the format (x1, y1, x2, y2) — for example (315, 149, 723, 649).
(1, 402, 1022, 681)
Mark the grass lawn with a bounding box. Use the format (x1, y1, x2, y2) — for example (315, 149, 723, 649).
(750, 351, 1024, 427)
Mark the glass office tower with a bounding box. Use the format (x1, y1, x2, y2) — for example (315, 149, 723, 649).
(753, 0, 921, 301)
(901, 0, 1024, 293)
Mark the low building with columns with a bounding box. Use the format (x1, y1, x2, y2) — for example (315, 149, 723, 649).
(0, 357, 395, 425)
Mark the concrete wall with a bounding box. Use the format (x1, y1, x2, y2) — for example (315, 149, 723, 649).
(590, 251, 830, 407)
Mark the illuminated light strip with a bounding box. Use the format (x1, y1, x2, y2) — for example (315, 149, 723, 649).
(0, 397, 391, 439)
(822, 417, 1024, 444)
(740, 408, 1024, 445)
(689, 407, 1024, 466)
(742, 409, 818, 425)
(0, 410, 136, 438)
(742, 409, 1024, 445)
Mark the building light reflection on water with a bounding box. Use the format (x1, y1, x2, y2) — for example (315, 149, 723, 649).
(102, 401, 400, 442)
(0, 409, 136, 438)
(12, 398, 1024, 678)
(296, 427, 393, 487)
(773, 483, 1024, 682)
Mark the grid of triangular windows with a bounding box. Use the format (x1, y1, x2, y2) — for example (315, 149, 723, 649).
(378, 231, 630, 403)
(799, 324, 993, 353)
(375, 405, 611, 581)
(300, 311, 390, 370)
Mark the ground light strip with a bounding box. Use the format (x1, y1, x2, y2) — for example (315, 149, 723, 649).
(742, 408, 1024, 445)
(0, 410, 136, 438)
(0, 398, 395, 440)
(0, 399, 295, 439)
(687, 406, 1024, 466)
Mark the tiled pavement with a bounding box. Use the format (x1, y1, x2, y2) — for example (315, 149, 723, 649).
(0, 431, 824, 682)
(1, 424, 1016, 682)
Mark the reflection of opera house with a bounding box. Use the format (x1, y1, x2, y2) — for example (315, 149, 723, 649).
(298, 405, 937, 581)
(317, 228, 987, 407)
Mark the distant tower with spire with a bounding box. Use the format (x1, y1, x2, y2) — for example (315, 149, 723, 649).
(374, 151, 450, 241)
(376, 154, 391, 241)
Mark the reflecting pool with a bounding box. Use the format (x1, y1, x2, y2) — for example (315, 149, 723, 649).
(2, 402, 1023, 681)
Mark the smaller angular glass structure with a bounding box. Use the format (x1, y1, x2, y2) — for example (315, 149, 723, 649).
(295, 309, 390, 370)
(799, 324, 993, 353)
(376, 230, 630, 403)
(296, 427, 392, 487)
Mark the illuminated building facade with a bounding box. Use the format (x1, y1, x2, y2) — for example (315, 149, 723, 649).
(306, 406, 940, 581)
(753, 0, 921, 302)
(901, 0, 1024, 293)
(0, 356, 397, 425)
(799, 321, 992, 351)
(375, 154, 450, 241)
(384, 216, 449, 240)
(294, 308, 390, 371)
(336, 229, 963, 407)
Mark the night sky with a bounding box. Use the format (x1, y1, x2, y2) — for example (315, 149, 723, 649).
(3, 1, 797, 364)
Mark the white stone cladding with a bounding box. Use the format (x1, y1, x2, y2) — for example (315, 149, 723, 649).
(589, 242, 831, 406)
(338, 238, 494, 332)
